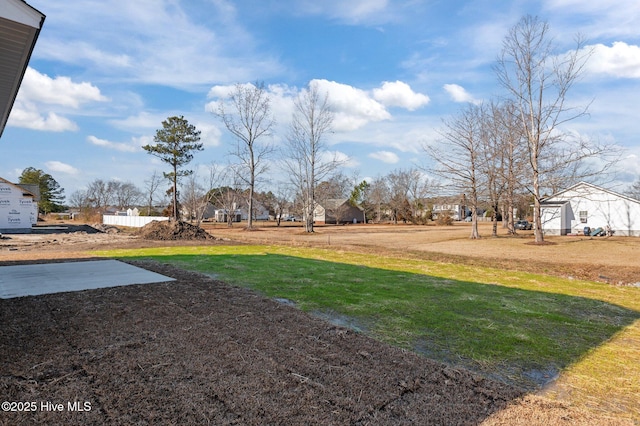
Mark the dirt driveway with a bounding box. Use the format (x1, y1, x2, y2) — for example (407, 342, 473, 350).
(0, 223, 636, 425)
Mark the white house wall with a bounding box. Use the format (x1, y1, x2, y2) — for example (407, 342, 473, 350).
(103, 215, 168, 228)
(540, 205, 564, 235)
(542, 184, 640, 236)
(0, 181, 37, 232)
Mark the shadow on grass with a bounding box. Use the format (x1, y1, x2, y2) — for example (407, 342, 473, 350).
(126, 252, 639, 390)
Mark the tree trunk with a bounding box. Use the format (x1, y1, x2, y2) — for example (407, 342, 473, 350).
(470, 209, 480, 239)
(532, 156, 544, 243)
(172, 165, 178, 221)
(247, 153, 255, 229)
(491, 204, 498, 237)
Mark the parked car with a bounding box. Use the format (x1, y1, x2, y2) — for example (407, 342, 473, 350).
(515, 220, 532, 230)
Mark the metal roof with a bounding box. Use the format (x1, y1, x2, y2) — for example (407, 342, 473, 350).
(0, 0, 45, 138)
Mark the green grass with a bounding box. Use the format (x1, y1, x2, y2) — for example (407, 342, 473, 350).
(94, 245, 640, 390)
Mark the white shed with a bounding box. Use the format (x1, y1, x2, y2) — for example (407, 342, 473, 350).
(0, 177, 38, 233)
(540, 182, 640, 236)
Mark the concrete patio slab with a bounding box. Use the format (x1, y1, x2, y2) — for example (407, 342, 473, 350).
(0, 259, 175, 299)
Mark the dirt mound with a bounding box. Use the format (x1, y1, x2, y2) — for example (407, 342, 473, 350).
(136, 220, 215, 241)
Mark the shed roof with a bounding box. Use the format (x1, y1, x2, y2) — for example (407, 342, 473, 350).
(0, 0, 45, 138)
(541, 181, 640, 205)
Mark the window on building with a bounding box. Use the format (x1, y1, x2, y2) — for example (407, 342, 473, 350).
(579, 211, 588, 223)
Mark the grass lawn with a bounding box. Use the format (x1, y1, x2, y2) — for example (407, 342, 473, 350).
(95, 244, 640, 420)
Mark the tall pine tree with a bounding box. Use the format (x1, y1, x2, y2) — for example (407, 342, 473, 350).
(19, 167, 65, 214)
(142, 116, 202, 220)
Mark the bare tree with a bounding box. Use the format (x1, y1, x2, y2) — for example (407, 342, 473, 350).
(494, 15, 613, 242)
(208, 165, 243, 227)
(144, 170, 164, 216)
(68, 190, 88, 210)
(85, 179, 118, 212)
(113, 181, 142, 210)
(181, 173, 206, 224)
(479, 101, 529, 236)
(181, 164, 226, 226)
(315, 172, 351, 201)
(407, 169, 431, 224)
(626, 177, 640, 200)
(270, 183, 292, 226)
(215, 82, 275, 229)
(494, 101, 528, 234)
(425, 104, 485, 238)
(367, 176, 389, 223)
(281, 82, 339, 232)
(386, 169, 415, 224)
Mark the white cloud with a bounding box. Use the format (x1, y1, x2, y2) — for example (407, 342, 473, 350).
(584, 42, 640, 79)
(20, 68, 107, 107)
(7, 109, 78, 132)
(207, 84, 241, 100)
(294, 0, 390, 23)
(8, 67, 107, 132)
(45, 161, 79, 175)
(312, 79, 391, 132)
(110, 114, 217, 148)
(372, 81, 430, 110)
(265, 83, 299, 120)
(613, 148, 640, 182)
(37, 1, 283, 88)
(87, 135, 140, 152)
(206, 82, 281, 113)
(543, 0, 640, 39)
(443, 84, 481, 104)
(207, 80, 394, 134)
(195, 122, 223, 148)
(319, 150, 357, 168)
(369, 151, 400, 164)
(109, 112, 165, 132)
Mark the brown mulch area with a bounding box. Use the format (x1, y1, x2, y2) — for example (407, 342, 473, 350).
(1, 262, 631, 425)
(1, 261, 526, 425)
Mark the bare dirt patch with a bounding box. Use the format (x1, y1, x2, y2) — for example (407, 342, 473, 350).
(0, 223, 230, 263)
(203, 222, 640, 286)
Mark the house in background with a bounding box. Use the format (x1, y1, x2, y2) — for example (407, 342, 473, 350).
(0, 177, 38, 233)
(431, 202, 468, 221)
(314, 199, 365, 225)
(245, 201, 270, 221)
(540, 182, 640, 236)
(213, 208, 242, 223)
(211, 201, 269, 223)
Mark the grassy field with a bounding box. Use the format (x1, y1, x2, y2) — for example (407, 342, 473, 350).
(95, 243, 640, 421)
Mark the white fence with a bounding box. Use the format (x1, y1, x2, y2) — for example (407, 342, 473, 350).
(103, 215, 169, 228)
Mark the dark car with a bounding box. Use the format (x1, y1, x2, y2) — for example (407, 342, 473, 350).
(515, 220, 532, 230)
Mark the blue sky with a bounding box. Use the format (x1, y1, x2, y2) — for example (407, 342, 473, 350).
(2, 0, 640, 200)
